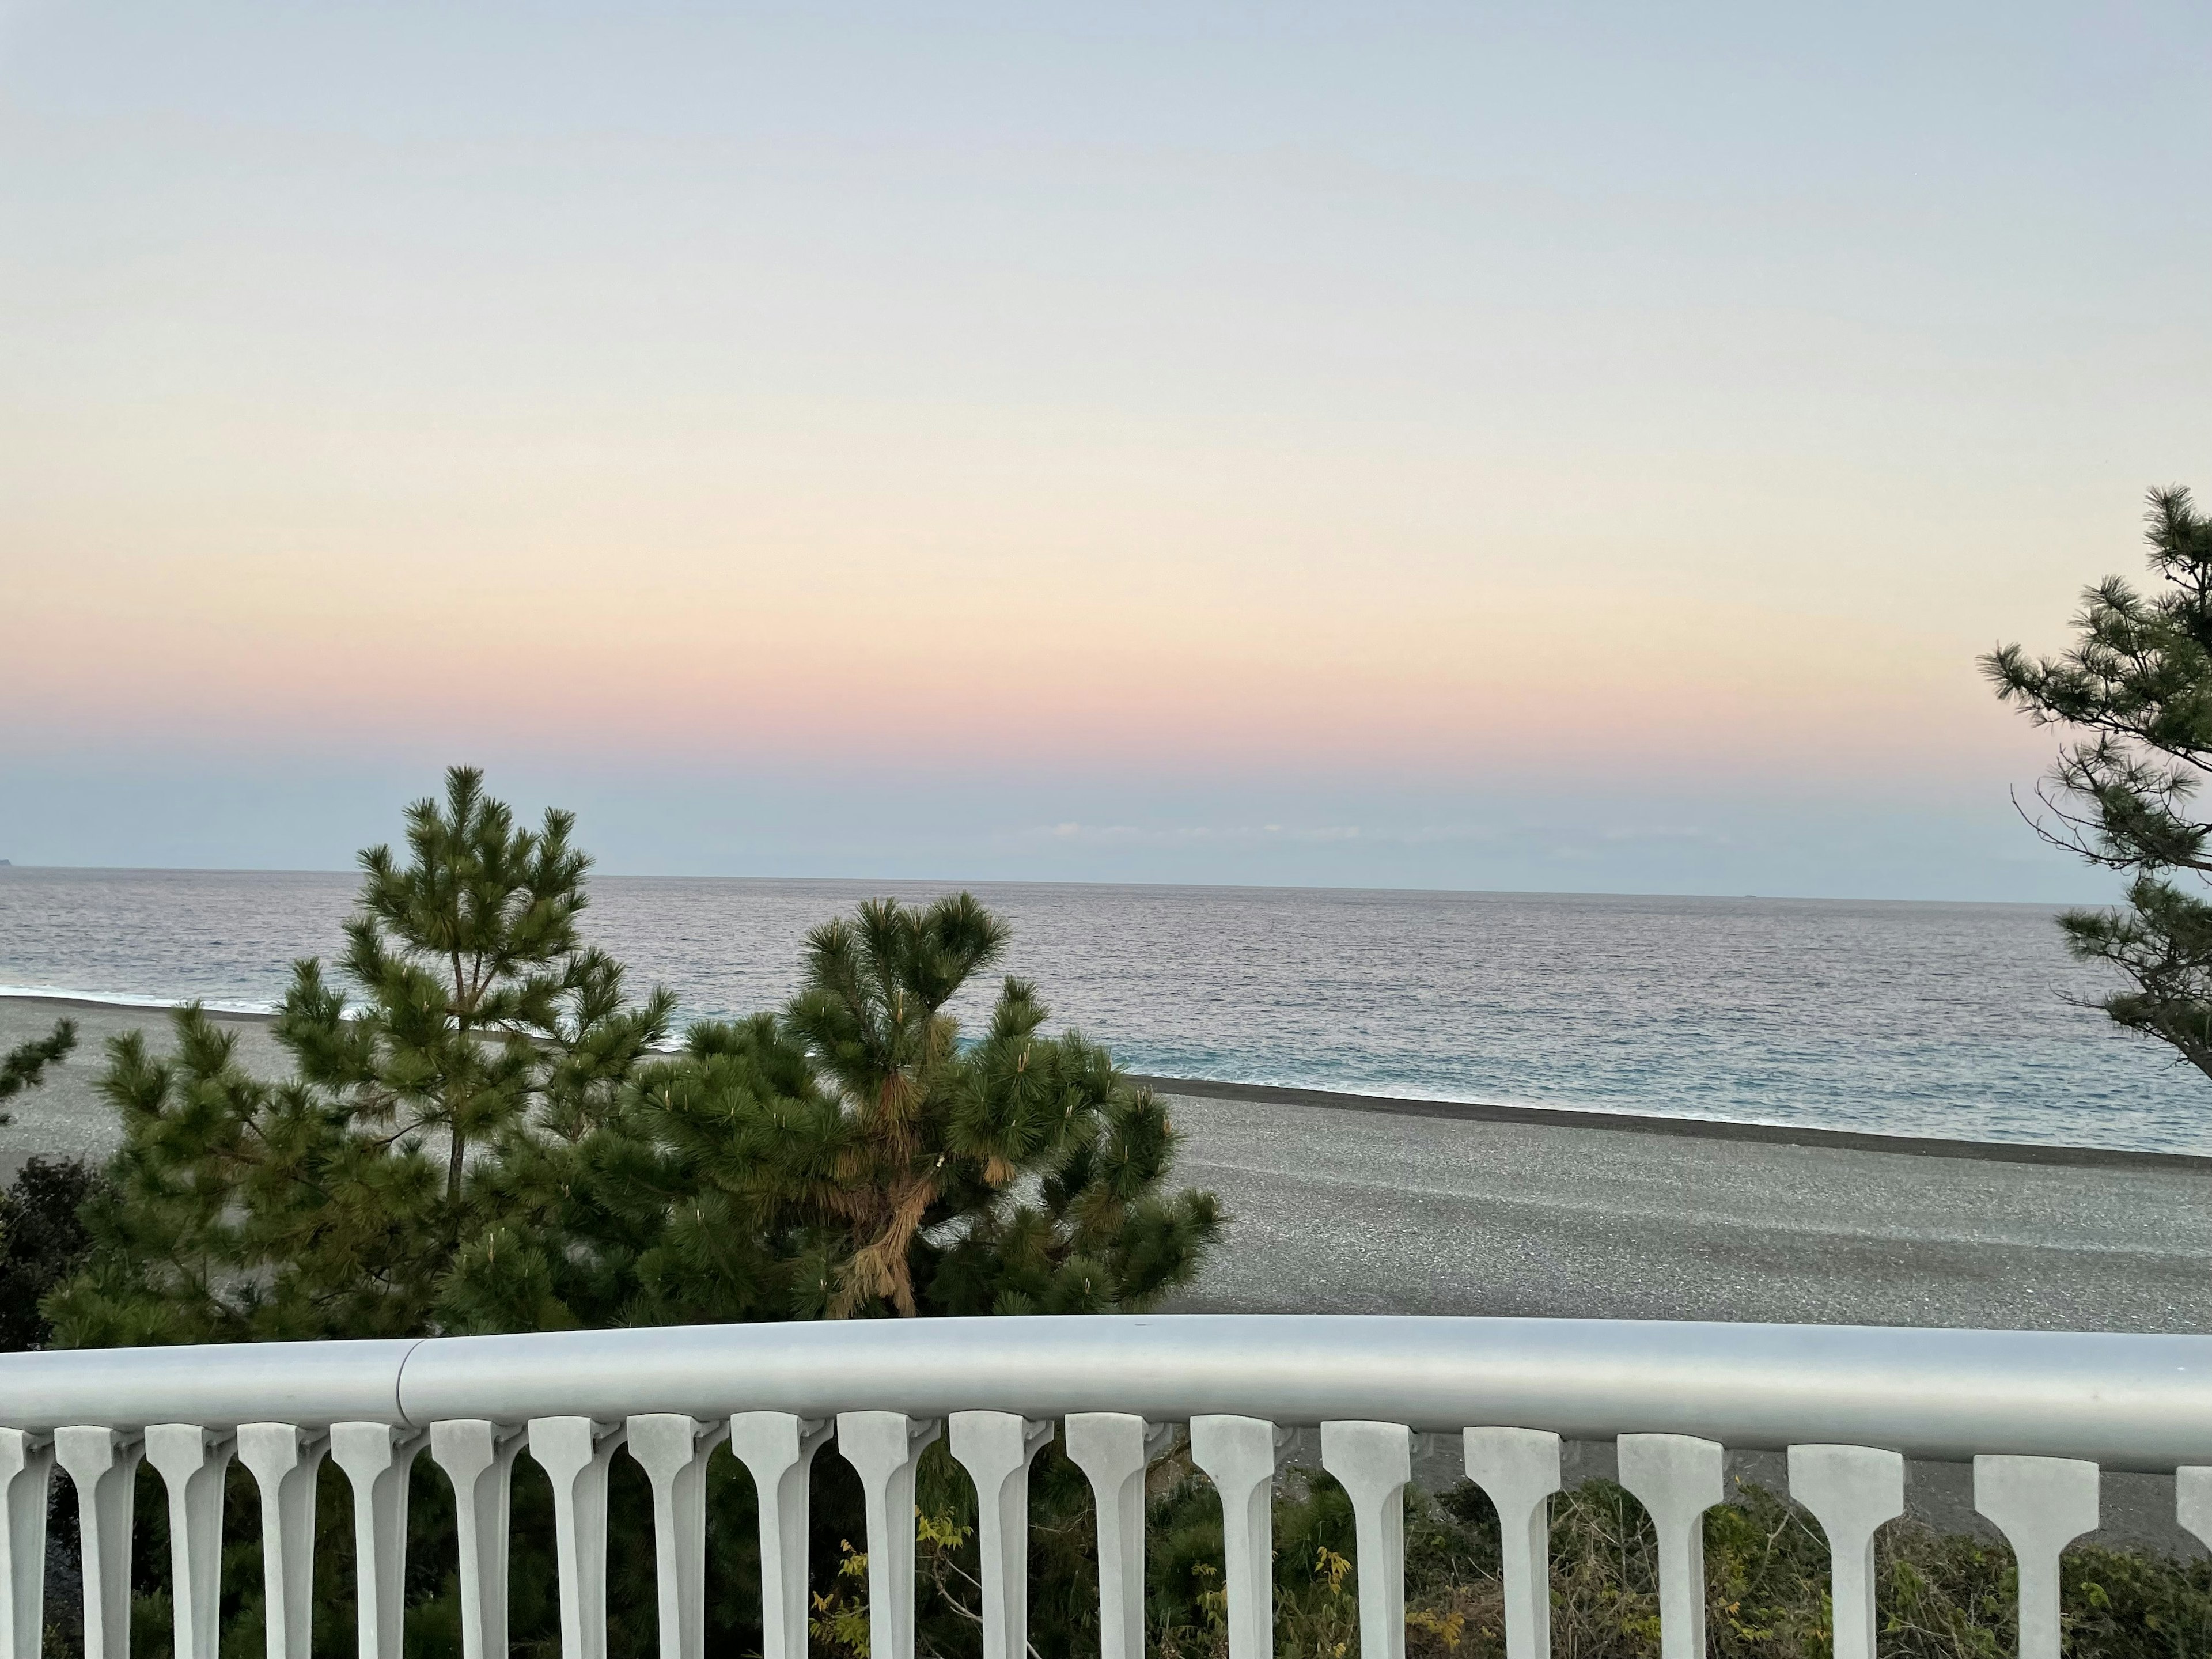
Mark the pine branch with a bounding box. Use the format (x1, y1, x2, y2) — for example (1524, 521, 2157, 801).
(0, 1018, 77, 1121)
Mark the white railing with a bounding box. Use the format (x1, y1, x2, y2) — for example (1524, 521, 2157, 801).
(1, 1315, 2209, 1659)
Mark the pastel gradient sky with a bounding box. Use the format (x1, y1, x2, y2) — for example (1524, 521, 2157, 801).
(4, 2, 2208, 897)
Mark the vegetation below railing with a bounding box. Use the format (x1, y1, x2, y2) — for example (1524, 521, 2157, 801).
(892, 1453, 2209, 1659)
(31, 1450, 2207, 1659)
(1381, 1476, 2211, 1659)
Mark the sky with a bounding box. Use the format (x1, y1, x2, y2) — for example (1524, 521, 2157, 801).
(3, 2, 2208, 899)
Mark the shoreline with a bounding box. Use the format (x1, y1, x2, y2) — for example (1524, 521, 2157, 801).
(1134, 1074, 2212, 1173)
(0, 990, 284, 1020)
(8, 991, 2202, 1173)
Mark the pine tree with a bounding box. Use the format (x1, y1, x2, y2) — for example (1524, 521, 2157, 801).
(439, 895, 1221, 1329)
(46, 767, 676, 1344)
(789, 894, 1017, 1315)
(289, 764, 672, 1205)
(1985, 486, 2212, 1077)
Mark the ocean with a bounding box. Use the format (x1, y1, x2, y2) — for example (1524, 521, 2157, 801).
(1, 866, 2203, 1154)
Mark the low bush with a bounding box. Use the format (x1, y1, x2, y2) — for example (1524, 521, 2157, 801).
(870, 1452, 2211, 1659)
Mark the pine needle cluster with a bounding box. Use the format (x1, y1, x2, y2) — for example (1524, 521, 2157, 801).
(0, 1017, 75, 1123)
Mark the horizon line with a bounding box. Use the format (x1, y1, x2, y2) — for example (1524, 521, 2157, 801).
(0, 861, 2085, 910)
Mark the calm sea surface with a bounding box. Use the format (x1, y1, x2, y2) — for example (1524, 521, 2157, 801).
(1, 867, 2204, 1153)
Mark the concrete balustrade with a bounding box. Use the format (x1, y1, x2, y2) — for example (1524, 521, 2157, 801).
(0, 1314, 2201, 1659)
(1460, 1426, 1560, 1659)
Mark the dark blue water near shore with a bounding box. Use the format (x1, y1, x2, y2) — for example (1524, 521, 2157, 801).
(1, 866, 2201, 1153)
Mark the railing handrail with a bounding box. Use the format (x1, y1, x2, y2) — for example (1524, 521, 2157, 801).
(3, 1314, 2208, 1471)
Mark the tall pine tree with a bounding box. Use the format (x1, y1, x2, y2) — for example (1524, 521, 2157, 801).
(47, 767, 676, 1344)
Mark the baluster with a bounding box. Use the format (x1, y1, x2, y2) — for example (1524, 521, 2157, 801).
(2179, 1466, 2212, 1550)
(628, 1415, 732, 1659)
(1974, 1455, 2098, 1659)
(146, 1425, 237, 1659)
(1617, 1434, 1722, 1659)
(836, 1411, 944, 1659)
(0, 1431, 54, 1659)
(529, 1418, 630, 1659)
(54, 1426, 142, 1659)
(1787, 1445, 1903, 1659)
(237, 1424, 328, 1659)
(729, 1414, 833, 1659)
(1189, 1415, 1289, 1659)
(430, 1421, 525, 1659)
(332, 1422, 429, 1659)
(1065, 1415, 1174, 1659)
(1319, 1422, 1410, 1659)
(949, 1413, 1054, 1659)
(1460, 1428, 1560, 1659)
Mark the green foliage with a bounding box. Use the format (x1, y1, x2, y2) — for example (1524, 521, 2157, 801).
(46, 767, 676, 1349)
(800, 1453, 2209, 1659)
(290, 762, 674, 1206)
(0, 1157, 108, 1351)
(46, 767, 1219, 1659)
(0, 1020, 94, 1354)
(1984, 486, 2212, 1077)
(0, 1016, 76, 1122)
(1139, 1468, 2211, 1659)
(438, 891, 1220, 1331)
